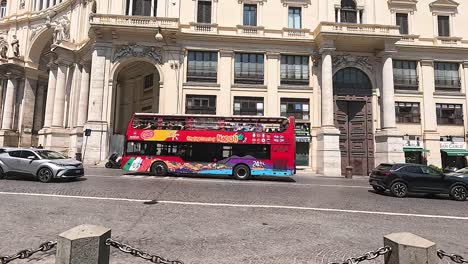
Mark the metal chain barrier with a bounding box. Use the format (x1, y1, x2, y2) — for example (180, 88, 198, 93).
(0, 241, 57, 264)
(106, 238, 184, 264)
(438, 250, 468, 263)
(329, 246, 391, 264)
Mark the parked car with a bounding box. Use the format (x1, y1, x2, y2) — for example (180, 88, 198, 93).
(0, 148, 84, 183)
(369, 163, 468, 201)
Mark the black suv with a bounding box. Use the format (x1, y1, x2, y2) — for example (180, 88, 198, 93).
(369, 163, 468, 201)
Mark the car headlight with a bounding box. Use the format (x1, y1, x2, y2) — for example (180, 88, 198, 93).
(52, 163, 67, 167)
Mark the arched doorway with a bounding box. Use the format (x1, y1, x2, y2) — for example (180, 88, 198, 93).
(110, 60, 161, 154)
(333, 67, 374, 175)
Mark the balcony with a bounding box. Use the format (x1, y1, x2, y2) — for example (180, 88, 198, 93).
(394, 77, 419, 90)
(434, 36, 462, 46)
(189, 22, 218, 33)
(90, 14, 179, 30)
(236, 25, 265, 36)
(314, 22, 401, 51)
(435, 79, 461, 92)
(282, 28, 311, 38)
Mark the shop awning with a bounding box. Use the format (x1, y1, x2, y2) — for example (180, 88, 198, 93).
(441, 149, 468, 156)
(403, 147, 430, 153)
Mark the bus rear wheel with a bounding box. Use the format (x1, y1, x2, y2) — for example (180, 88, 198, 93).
(233, 165, 250, 180)
(151, 162, 168, 176)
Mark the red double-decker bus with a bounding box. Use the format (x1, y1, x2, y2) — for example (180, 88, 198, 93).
(121, 114, 296, 179)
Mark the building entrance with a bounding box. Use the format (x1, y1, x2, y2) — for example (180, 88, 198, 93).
(333, 67, 374, 175)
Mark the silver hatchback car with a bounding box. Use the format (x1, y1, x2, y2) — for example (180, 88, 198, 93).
(0, 148, 84, 183)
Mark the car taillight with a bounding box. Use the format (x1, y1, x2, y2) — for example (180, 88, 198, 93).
(382, 171, 391, 176)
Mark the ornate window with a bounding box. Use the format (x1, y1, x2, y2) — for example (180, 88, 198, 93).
(126, 0, 157, 16)
(396, 13, 409, 34)
(288, 7, 301, 29)
(430, 0, 459, 38)
(393, 60, 418, 90)
(395, 102, 421, 123)
(243, 4, 257, 26)
(0, 0, 6, 18)
(335, 0, 362, 24)
(434, 62, 461, 91)
(281, 55, 309, 85)
(234, 53, 264, 84)
(280, 98, 310, 121)
(197, 0, 212, 23)
(436, 104, 463, 125)
(233, 97, 264, 116)
(187, 51, 218, 83)
(186, 95, 217, 115)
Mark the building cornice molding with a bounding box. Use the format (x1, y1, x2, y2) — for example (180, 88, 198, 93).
(429, 0, 459, 13)
(281, 0, 311, 8)
(387, 0, 418, 11)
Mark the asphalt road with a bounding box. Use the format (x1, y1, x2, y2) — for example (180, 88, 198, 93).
(0, 168, 467, 264)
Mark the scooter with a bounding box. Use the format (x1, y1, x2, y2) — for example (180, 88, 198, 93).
(105, 153, 121, 169)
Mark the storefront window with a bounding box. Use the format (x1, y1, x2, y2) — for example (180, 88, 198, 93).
(295, 123, 310, 166)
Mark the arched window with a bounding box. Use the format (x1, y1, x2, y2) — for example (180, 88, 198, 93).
(0, 0, 7, 18)
(333, 67, 372, 96)
(335, 0, 361, 24)
(126, 0, 157, 16)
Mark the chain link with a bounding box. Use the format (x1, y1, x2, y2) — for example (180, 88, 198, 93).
(438, 250, 468, 263)
(0, 241, 57, 264)
(106, 238, 183, 264)
(329, 246, 391, 264)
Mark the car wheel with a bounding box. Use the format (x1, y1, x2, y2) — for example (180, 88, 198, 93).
(233, 164, 250, 180)
(372, 186, 385, 193)
(0, 167, 5, 179)
(450, 185, 468, 201)
(390, 182, 408, 198)
(105, 162, 112, 169)
(37, 167, 54, 183)
(151, 162, 168, 176)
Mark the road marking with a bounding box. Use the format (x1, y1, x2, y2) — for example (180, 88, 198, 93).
(84, 175, 370, 189)
(0, 191, 466, 221)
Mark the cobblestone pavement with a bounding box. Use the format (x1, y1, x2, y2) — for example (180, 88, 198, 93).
(0, 168, 467, 264)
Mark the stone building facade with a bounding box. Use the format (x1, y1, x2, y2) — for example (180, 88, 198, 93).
(0, 0, 468, 175)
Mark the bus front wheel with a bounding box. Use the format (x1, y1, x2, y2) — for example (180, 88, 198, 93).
(151, 162, 168, 176)
(233, 165, 251, 180)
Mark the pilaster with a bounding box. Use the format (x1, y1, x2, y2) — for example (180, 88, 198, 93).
(266, 52, 280, 116)
(218, 50, 233, 116)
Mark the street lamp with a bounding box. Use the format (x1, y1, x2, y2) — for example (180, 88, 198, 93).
(155, 27, 163, 41)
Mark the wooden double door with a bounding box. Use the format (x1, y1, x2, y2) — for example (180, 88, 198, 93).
(334, 97, 374, 176)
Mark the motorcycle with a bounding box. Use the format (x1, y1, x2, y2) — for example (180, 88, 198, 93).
(105, 153, 122, 169)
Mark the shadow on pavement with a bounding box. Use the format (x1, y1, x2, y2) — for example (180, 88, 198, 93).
(368, 189, 452, 201)
(1, 175, 87, 183)
(122, 172, 296, 183)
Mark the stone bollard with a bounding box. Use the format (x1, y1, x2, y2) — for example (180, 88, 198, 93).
(56, 224, 111, 264)
(384, 232, 438, 264)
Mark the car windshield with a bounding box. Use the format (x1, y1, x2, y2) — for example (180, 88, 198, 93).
(36, 150, 68, 160)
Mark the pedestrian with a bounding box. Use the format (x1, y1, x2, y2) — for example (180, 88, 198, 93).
(37, 144, 44, 149)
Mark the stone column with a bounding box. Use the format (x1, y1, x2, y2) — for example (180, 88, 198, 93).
(381, 55, 397, 130)
(77, 64, 91, 127)
(1, 75, 17, 130)
(0, 78, 5, 126)
(375, 51, 404, 165)
(421, 59, 441, 167)
(321, 49, 334, 127)
(52, 63, 69, 128)
(317, 47, 342, 176)
(218, 50, 233, 116)
(84, 45, 110, 164)
(43, 66, 57, 128)
(18, 72, 38, 147)
(266, 52, 280, 116)
(33, 83, 46, 133)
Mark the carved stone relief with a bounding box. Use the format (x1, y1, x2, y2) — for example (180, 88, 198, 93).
(332, 54, 373, 73)
(11, 35, 20, 57)
(53, 16, 71, 45)
(0, 36, 8, 59)
(112, 45, 163, 65)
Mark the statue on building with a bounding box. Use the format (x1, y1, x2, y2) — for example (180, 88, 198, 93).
(20, 0, 26, 9)
(11, 35, 20, 57)
(0, 37, 8, 59)
(53, 16, 71, 45)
